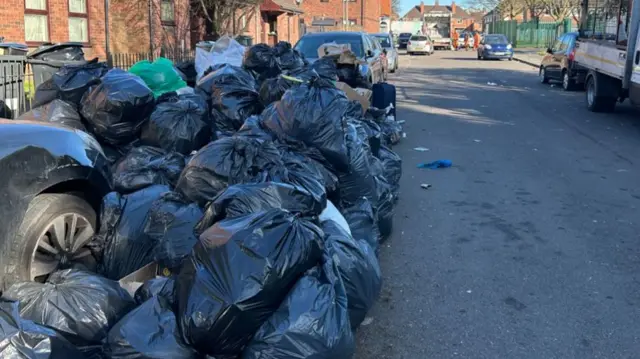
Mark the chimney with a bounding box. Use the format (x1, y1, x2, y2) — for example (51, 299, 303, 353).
(420, 1, 424, 16)
(434, 0, 439, 6)
(451, 1, 456, 13)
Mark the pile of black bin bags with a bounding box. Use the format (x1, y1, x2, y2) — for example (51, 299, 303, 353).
(2, 41, 404, 359)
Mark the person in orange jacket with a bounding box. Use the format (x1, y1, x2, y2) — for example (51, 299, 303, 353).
(473, 32, 480, 50)
(452, 31, 459, 50)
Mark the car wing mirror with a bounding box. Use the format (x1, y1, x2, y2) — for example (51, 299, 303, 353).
(546, 47, 553, 54)
(366, 49, 374, 58)
(383, 48, 388, 55)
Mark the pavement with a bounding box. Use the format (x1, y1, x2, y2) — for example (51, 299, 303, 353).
(513, 48, 545, 67)
(354, 51, 640, 359)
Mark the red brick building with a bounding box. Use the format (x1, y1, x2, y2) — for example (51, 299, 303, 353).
(300, 0, 382, 34)
(0, 0, 190, 59)
(191, 0, 303, 46)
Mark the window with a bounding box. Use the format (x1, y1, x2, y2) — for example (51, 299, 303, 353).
(320, 0, 328, 2)
(25, 0, 49, 43)
(68, 0, 88, 43)
(161, 0, 175, 25)
(240, 14, 247, 30)
(348, 18, 357, 26)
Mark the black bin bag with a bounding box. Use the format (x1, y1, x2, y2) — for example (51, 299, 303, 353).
(377, 145, 402, 197)
(144, 191, 203, 269)
(340, 197, 380, 252)
(17, 99, 85, 131)
(134, 277, 175, 305)
(196, 64, 262, 134)
(260, 77, 351, 172)
(140, 95, 211, 155)
(336, 63, 371, 89)
(0, 301, 84, 358)
(107, 296, 198, 359)
(196, 182, 322, 231)
(3, 269, 136, 344)
(258, 74, 303, 106)
(81, 68, 155, 146)
(33, 60, 109, 108)
(243, 44, 281, 82)
(274, 41, 306, 71)
(90, 185, 171, 280)
(256, 152, 328, 211)
(175, 136, 282, 207)
(322, 220, 381, 329)
(175, 208, 324, 357)
(112, 146, 185, 194)
(236, 115, 275, 141)
(337, 123, 377, 207)
(242, 258, 355, 359)
(286, 57, 337, 81)
(371, 157, 395, 241)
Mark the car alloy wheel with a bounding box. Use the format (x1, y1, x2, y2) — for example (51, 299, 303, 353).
(563, 72, 572, 90)
(539, 67, 549, 84)
(30, 212, 95, 281)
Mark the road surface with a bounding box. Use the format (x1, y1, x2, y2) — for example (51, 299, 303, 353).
(355, 50, 640, 358)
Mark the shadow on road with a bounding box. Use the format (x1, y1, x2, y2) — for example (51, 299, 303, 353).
(392, 66, 640, 144)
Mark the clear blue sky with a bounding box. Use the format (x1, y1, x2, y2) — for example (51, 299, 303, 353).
(399, 0, 472, 17)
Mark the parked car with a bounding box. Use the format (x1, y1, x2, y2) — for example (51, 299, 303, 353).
(0, 120, 111, 290)
(397, 33, 413, 50)
(372, 32, 399, 73)
(407, 35, 434, 55)
(369, 35, 388, 81)
(477, 34, 513, 60)
(539, 32, 586, 91)
(294, 31, 385, 84)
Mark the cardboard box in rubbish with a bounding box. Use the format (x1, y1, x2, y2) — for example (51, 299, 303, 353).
(335, 82, 371, 112)
(118, 262, 162, 297)
(317, 43, 363, 65)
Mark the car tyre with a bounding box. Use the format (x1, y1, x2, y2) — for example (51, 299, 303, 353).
(586, 76, 616, 112)
(477, 52, 482, 60)
(539, 67, 550, 84)
(1, 193, 97, 290)
(562, 70, 576, 91)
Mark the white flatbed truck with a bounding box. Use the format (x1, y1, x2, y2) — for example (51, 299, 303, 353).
(574, 0, 640, 112)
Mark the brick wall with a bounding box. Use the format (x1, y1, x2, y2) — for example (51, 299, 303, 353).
(301, 0, 380, 34)
(0, 0, 106, 58)
(276, 13, 300, 43)
(110, 0, 190, 55)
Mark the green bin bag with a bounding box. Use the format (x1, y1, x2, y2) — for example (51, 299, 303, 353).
(130, 57, 187, 97)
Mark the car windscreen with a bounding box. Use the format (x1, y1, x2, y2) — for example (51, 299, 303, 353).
(410, 36, 428, 41)
(399, 33, 412, 38)
(294, 35, 364, 58)
(374, 35, 392, 47)
(484, 35, 508, 44)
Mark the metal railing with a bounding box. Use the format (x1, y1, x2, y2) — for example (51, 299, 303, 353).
(0, 49, 195, 119)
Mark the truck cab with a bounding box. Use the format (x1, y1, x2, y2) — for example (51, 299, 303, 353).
(575, 0, 640, 112)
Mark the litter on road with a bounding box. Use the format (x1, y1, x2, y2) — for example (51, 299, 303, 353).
(418, 159, 453, 169)
(414, 147, 430, 151)
(0, 39, 405, 359)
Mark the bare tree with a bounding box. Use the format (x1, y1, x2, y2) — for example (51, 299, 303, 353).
(542, 0, 581, 23)
(191, 0, 261, 40)
(392, 0, 401, 16)
(521, 0, 545, 19)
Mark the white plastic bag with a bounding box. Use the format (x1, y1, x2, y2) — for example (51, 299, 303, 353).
(195, 36, 246, 81)
(319, 200, 352, 236)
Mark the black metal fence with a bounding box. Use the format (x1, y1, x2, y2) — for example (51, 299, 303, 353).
(0, 50, 195, 119)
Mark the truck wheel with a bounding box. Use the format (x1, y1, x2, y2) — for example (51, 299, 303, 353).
(1, 194, 97, 290)
(586, 76, 616, 112)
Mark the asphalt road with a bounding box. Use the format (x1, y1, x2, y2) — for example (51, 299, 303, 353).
(355, 50, 640, 359)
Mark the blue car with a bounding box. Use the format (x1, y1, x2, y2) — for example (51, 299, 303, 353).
(477, 34, 513, 61)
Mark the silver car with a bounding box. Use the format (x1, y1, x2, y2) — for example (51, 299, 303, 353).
(372, 32, 398, 73)
(407, 35, 434, 55)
